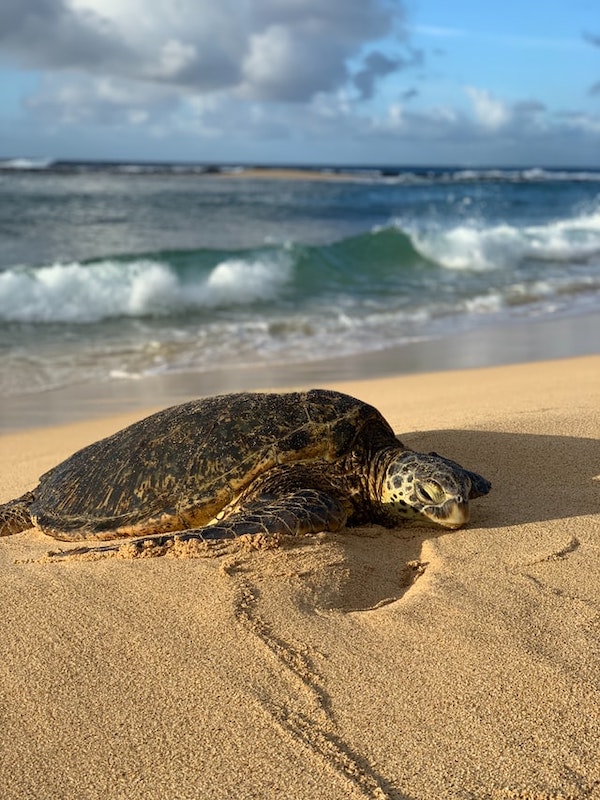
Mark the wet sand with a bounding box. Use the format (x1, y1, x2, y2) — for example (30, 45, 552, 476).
(1, 354, 599, 799)
(2, 310, 599, 432)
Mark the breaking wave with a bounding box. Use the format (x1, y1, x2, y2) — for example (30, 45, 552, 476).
(405, 208, 600, 271)
(1, 205, 599, 326)
(0, 252, 294, 323)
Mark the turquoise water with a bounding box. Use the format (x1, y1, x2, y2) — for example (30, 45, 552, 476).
(1, 163, 599, 395)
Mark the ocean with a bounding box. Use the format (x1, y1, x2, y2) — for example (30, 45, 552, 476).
(1, 160, 599, 399)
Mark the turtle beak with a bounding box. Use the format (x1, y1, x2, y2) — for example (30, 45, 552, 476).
(439, 500, 470, 529)
(425, 498, 470, 529)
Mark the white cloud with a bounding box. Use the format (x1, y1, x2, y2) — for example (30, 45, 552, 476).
(26, 73, 180, 126)
(387, 103, 405, 127)
(2, 0, 599, 166)
(2, 0, 404, 100)
(156, 39, 199, 81)
(559, 112, 600, 135)
(1, 0, 424, 153)
(240, 23, 348, 101)
(465, 87, 510, 130)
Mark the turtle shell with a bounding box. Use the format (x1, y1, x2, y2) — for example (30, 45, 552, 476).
(30, 389, 397, 540)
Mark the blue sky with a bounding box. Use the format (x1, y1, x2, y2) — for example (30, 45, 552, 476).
(1, 0, 599, 166)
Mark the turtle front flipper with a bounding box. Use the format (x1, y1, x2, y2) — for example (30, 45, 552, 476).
(48, 488, 349, 559)
(0, 492, 35, 537)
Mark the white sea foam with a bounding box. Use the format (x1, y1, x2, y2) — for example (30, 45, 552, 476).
(201, 256, 292, 305)
(404, 207, 600, 271)
(0, 254, 292, 323)
(0, 157, 55, 170)
(410, 223, 523, 270)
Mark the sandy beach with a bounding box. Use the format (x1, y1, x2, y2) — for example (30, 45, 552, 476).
(1, 354, 599, 799)
(223, 166, 361, 181)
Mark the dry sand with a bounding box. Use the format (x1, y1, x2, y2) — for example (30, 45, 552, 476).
(1, 355, 599, 800)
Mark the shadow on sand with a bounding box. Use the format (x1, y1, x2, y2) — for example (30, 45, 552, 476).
(309, 428, 598, 615)
(402, 428, 599, 528)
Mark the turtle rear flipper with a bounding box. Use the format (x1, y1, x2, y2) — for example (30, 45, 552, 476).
(48, 488, 349, 559)
(0, 492, 35, 537)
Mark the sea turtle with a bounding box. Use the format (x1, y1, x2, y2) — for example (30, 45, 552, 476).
(0, 389, 490, 556)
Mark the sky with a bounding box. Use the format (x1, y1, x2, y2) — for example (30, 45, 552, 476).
(1, 0, 599, 167)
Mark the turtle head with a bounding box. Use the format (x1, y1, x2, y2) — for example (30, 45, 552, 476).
(380, 450, 491, 529)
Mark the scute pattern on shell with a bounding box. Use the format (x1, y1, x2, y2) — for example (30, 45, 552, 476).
(29, 390, 397, 537)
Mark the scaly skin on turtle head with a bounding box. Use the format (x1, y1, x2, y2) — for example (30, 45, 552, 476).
(379, 450, 491, 529)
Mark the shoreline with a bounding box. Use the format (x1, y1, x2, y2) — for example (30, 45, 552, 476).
(2, 310, 599, 432)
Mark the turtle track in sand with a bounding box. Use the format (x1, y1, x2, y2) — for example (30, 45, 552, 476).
(221, 534, 424, 800)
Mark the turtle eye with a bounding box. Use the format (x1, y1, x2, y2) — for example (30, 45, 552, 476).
(417, 481, 445, 505)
